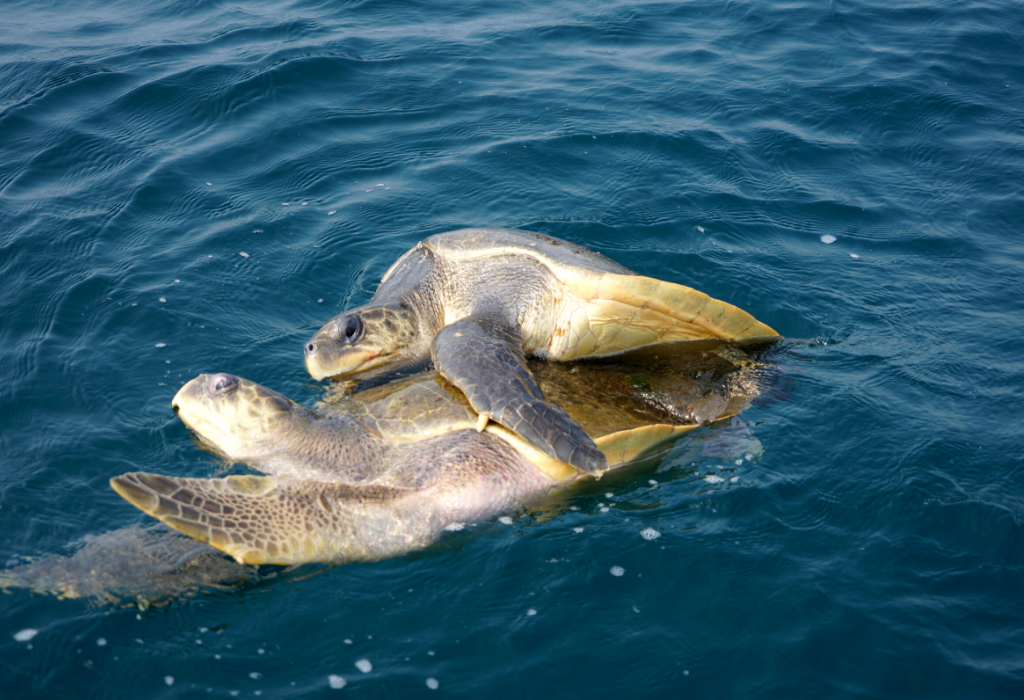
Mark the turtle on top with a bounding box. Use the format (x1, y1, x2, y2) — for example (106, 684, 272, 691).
(304, 228, 779, 475)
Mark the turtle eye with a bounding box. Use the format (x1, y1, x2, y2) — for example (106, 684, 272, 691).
(338, 315, 364, 344)
(209, 373, 238, 395)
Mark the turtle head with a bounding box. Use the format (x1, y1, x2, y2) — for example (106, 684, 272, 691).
(172, 373, 313, 462)
(304, 300, 420, 381)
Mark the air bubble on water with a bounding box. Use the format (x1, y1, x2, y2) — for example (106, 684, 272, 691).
(97, 638, 107, 646)
(573, 526, 584, 533)
(329, 676, 346, 690)
(820, 234, 836, 244)
(850, 253, 860, 259)
(610, 566, 625, 577)
(599, 507, 609, 513)
(744, 453, 753, 461)
(344, 639, 353, 645)
(705, 474, 725, 484)
(159, 297, 166, 303)
(249, 672, 262, 680)
(527, 608, 537, 616)
(14, 629, 38, 642)
(444, 522, 465, 531)
(735, 459, 743, 465)
(282, 203, 289, 206)
(730, 476, 740, 483)
(239, 252, 249, 258)
(498, 516, 513, 525)
(156, 343, 166, 348)
(569, 506, 579, 511)
(697, 226, 705, 233)
(165, 676, 175, 687)
(426, 678, 439, 690)
(648, 479, 657, 486)
(428, 650, 435, 656)
(301, 202, 308, 206)
(640, 528, 661, 541)
(355, 659, 372, 673)
(257, 648, 265, 655)
(206, 182, 212, 186)
(329, 211, 336, 215)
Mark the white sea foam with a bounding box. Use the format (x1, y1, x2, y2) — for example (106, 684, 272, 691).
(640, 528, 661, 541)
(249, 672, 261, 679)
(164, 676, 174, 686)
(328, 675, 346, 689)
(704, 474, 725, 484)
(14, 629, 38, 642)
(527, 608, 537, 616)
(444, 522, 465, 531)
(573, 526, 584, 533)
(610, 566, 625, 577)
(821, 234, 837, 244)
(426, 678, 439, 690)
(498, 516, 513, 525)
(355, 659, 372, 673)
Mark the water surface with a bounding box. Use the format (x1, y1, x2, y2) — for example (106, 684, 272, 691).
(2, 0, 1023, 697)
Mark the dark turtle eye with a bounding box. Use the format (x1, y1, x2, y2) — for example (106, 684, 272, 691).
(209, 373, 238, 395)
(337, 315, 363, 344)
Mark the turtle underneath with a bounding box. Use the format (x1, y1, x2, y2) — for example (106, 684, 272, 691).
(111, 340, 776, 566)
(304, 227, 779, 474)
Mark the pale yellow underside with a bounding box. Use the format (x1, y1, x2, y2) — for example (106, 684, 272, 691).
(535, 272, 779, 361)
(422, 235, 778, 359)
(485, 422, 698, 481)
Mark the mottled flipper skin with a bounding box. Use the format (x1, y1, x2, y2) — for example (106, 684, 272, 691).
(111, 472, 419, 566)
(431, 317, 608, 474)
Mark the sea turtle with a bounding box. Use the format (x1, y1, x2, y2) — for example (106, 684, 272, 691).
(111, 341, 775, 566)
(303, 228, 778, 475)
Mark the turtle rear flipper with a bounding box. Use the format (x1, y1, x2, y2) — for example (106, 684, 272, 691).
(431, 317, 608, 475)
(110, 472, 416, 566)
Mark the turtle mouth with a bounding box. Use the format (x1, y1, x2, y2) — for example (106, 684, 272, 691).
(305, 348, 382, 381)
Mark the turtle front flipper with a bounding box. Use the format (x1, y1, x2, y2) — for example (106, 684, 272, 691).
(110, 472, 419, 566)
(431, 317, 608, 474)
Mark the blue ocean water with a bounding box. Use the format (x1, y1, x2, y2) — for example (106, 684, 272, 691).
(2, 0, 1023, 696)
